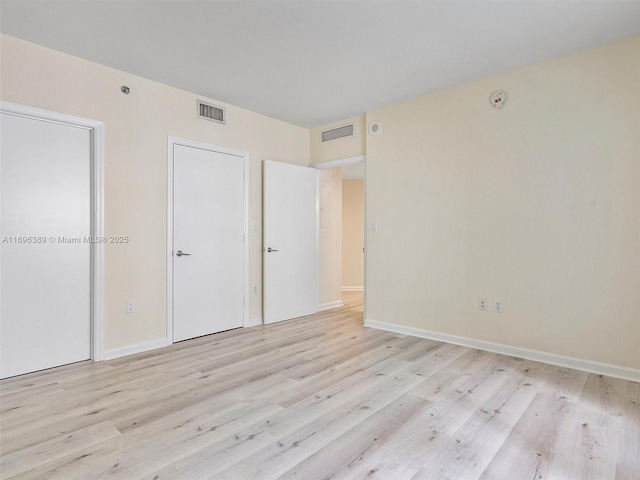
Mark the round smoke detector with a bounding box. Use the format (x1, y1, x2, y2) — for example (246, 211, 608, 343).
(368, 121, 382, 135)
(489, 90, 506, 108)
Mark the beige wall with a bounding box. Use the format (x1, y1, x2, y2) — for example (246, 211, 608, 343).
(366, 36, 640, 370)
(0, 34, 309, 351)
(4, 32, 638, 372)
(310, 115, 366, 164)
(342, 180, 365, 288)
(318, 168, 343, 308)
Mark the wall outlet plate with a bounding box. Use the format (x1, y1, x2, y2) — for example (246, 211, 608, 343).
(126, 301, 136, 313)
(479, 298, 488, 311)
(494, 300, 503, 313)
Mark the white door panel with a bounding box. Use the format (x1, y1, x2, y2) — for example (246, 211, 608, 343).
(173, 144, 244, 341)
(263, 160, 317, 324)
(1, 113, 91, 378)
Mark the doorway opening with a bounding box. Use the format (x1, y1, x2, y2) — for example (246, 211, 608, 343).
(313, 155, 366, 322)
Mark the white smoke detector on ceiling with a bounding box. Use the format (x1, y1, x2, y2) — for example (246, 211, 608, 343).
(368, 121, 382, 135)
(489, 90, 507, 108)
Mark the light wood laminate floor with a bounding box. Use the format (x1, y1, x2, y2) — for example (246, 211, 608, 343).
(1, 292, 638, 479)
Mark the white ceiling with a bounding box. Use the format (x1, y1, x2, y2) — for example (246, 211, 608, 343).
(1, 1, 639, 128)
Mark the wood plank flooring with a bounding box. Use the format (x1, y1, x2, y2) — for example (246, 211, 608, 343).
(1, 292, 638, 479)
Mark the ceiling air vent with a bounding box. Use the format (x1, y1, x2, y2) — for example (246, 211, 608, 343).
(197, 100, 225, 124)
(321, 124, 354, 143)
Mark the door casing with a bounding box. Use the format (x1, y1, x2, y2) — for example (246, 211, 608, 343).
(166, 136, 249, 342)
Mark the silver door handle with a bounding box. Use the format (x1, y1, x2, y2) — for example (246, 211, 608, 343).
(266, 247, 279, 253)
(176, 250, 191, 257)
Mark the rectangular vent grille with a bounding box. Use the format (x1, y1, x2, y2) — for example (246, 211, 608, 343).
(197, 100, 225, 124)
(321, 124, 354, 142)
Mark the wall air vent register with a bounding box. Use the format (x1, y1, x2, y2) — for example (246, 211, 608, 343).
(197, 100, 225, 124)
(321, 124, 354, 142)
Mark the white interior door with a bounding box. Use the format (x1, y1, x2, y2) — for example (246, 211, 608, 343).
(172, 144, 245, 342)
(263, 160, 317, 324)
(1, 113, 91, 379)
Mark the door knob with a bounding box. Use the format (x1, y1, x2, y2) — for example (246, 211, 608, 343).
(266, 247, 279, 253)
(176, 250, 191, 257)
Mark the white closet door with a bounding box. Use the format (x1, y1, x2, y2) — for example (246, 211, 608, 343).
(1, 113, 91, 379)
(172, 144, 245, 342)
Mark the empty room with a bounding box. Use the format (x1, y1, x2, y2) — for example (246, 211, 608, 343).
(0, 1, 639, 479)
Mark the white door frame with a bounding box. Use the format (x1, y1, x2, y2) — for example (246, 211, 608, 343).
(312, 154, 367, 321)
(0, 101, 105, 361)
(166, 136, 249, 342)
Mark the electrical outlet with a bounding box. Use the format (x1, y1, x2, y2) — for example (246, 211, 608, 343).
(494, 300, 503, 313)
(126, 301, 136, 314)
(479, 298, 488, 311)
(252, 285, 258, 295)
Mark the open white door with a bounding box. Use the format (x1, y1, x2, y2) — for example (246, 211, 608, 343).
(263, 160, 318, 324)
(171, 142, 246, 342)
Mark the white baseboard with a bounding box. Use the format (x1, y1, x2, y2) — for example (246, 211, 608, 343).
(342, 286, 364, 292)
(245, 317, 263, 327)
(103, 337, 171, 361)
(318, 300, 344, 311)
(103, 317, 263, 362)
(364, 319, 640, 383)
